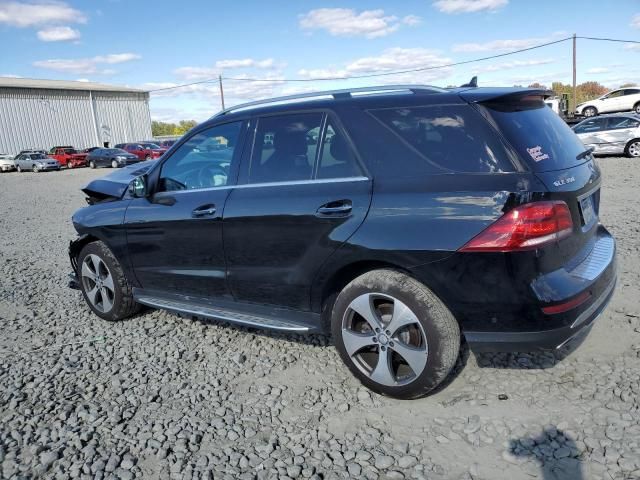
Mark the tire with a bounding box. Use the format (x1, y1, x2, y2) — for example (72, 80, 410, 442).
(77, 241, 140, 321)
(634, 103, 640, 115)
(89, 160, 96, 169)
(626, 139, 640, 158)
(32, 165, 39, 173)
(16, 165, 22, 173)
(331, 269, 460, 399)
(111, 159, 119, 168)
(67, 161, 73, 169)
(145, 155, 151, 160)
(583, 106, 598, 117)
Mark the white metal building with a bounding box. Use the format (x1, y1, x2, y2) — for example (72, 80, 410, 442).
(0, 77, 152, 155)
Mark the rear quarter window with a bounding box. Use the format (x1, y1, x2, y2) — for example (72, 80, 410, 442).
(370, 105, 516, 173)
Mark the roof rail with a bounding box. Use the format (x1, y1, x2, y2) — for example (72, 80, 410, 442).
(212, 84, 446, 118)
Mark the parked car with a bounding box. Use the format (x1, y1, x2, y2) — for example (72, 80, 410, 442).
(83, 147, 100, 153)
(69, 85, 616, 399)
(0, 153, 16, 172)
(49, 146, 88, 169)
(157, 139, 177, 148)
(575, 87, 640, 117)
(15, 152, 61, 172)
(573, 114, 640, 157)
(114, 143, 166, 160)
(87, 148, 140, 169)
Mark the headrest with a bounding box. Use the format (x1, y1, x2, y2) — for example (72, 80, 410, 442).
(273, 131, 308, 155)
(330, 133, 349, 161)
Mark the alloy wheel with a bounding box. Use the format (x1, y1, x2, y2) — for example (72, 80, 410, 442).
(32, 165, 39, 173)
(342, 293, 428, 387)
(111, 160, 119, 168)
(67, 161, 73, 169)
(584, 107, 597, 117)
(16, 165, 22, 172)
(629, 141, 640, 158)
(81, 253, 116, 313)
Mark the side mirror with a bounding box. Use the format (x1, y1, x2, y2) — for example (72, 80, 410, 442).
(129, 175, 148, 198)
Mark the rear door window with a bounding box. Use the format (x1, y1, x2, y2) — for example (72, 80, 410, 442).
(370, 105, 516, 173)
(249, 113, 323, 183)
(480, 98, 591, 172)
(574, 118, 608, 133)
(607, 117, 639, 129)
(316, 121, 363, 179)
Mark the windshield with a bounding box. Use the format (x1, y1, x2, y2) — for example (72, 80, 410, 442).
(30, 154, 47, 160)
(479, 99, 588, 172)
(63, 148, 77, 154)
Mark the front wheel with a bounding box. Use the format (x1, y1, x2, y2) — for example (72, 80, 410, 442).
(626, 139, 640, 158)
(331, 269, 460, 399)
(32, 165, 39, 173)
(583, 106, 598, 117)
(77, 241, 140, 321)
(67, 161, 73, 169)
(89, 160, 96, 169)
(111, 159, 119, 168)
(16, 165, 22, 173)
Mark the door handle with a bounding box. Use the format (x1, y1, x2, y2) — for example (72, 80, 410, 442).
(192, 204, 217, 217)
(316, 200, 352, 216)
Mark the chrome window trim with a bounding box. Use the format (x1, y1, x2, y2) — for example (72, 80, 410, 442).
(153, 176, 370, 196)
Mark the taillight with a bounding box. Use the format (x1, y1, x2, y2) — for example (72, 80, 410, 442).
(460, 201, 573, 252)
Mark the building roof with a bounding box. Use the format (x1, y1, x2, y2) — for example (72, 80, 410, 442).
(0, 77, 147, 93)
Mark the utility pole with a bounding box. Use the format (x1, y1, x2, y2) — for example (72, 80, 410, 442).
(572, 33, 577, 114)
(218, 75, 225, 110)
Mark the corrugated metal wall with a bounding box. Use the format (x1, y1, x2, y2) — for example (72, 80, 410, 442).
(0, 88, 152, 155)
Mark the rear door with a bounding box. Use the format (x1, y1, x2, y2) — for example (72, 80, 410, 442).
(223, 111, 372, 311)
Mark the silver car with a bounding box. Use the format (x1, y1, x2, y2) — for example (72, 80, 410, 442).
(14, 152, 61, 172)
(0, 154, 16, 172)
(572, 114, 640, 157)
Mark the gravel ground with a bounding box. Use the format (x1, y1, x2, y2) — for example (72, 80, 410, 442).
(0, 158, 639, 480)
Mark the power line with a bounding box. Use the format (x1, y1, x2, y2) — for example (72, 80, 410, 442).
(149, 36, 573, 92)
(148, 34, 640, 93)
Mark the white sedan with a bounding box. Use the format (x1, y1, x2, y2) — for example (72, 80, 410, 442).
(573, 114, 640, 157)
(0, 154, 16, 172)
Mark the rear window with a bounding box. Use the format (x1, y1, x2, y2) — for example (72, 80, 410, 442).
(371, 105, 516, 173)
(480, 99, 588, 172)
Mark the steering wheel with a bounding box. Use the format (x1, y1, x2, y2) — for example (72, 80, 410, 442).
(194, 165, 227, 188)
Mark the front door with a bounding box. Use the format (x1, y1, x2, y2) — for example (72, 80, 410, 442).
(223, 112, 372, 310)
(125, 121, 246, 298)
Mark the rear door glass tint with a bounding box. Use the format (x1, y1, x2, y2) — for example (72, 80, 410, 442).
(370, 105, 516, 173)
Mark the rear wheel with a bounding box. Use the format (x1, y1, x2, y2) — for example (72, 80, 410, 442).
(16, 165, 22, 173)
(145, 155, 151, 160)
(111, 159, 119, 168)
(626, 139, 640, 158)
(331, 269, 460, 399)
(78, 241, 140, 321)
(634, 103, 640, 115)
(583, 106, 598, 117)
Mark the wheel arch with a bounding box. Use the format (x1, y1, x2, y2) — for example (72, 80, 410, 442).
(315, 259, 415, 330)
(625, 137, 640, 155)
(69, 234, 100, 274)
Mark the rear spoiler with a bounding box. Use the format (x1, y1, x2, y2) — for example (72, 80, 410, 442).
(458, 87, 555, 103)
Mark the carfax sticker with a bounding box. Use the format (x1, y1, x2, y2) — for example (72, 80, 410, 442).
(526, 145, 550, 162)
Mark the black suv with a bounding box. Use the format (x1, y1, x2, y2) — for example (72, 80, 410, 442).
(69, 85, 616, 399)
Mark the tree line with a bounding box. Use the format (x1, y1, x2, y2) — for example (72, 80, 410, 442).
(527, 81, 637, 104)
(151, 120, 198, 137)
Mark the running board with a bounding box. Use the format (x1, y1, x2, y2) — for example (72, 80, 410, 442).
(134, 291, 321, 333)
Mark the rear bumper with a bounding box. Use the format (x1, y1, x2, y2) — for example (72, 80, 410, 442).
(464, 226, 617, 352)
(465, 274, 616, 351)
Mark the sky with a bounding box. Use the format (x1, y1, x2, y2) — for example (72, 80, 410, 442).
(1, 0, 639, 122)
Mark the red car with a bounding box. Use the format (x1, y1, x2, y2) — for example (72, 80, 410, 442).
(49, 146, 87, 169)
(114, 143, 167, 160)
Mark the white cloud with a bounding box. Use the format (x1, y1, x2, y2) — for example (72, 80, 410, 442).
(472, 58, 555, 73)
(631, 14, 640, 28)
(33, 53, 141, 74)
(215, 58, 276, 69)
(0, 1, 86, 27)
(299, 8, 405, 38)
(433, 0, 508, 14)
(345, 48, 452, 74)
(174, 66, 220, 81)
(36, 25, 80, 41)
(625, 44, 640, 52)
(586, 67, 609, 74)
(297, 68, 349, 80)
(402, 14, 422, 26)
(453, 37, 547, 52)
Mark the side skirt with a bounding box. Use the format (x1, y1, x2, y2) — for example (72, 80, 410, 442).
(133, 288, 323, 333)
